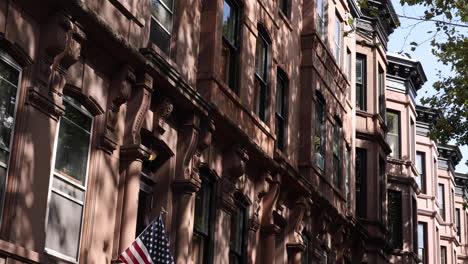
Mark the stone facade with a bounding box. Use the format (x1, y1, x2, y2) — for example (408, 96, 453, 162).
(0, 0, 465, 264)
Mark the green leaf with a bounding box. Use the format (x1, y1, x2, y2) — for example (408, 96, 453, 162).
(410, 42, 418, 46)
(348, 18, 354, 25)
(404, 52, 412, 58)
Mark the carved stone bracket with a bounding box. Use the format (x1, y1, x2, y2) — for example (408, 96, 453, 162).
(260, 173, 281, 227)
(172, 177, 202, 195)
(153, 97, 174, 137)
(289, 197, 307, 245)
(313, 205, 331, 242)
(120, 144, 151, 162)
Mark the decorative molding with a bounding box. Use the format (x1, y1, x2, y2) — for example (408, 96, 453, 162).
(120, 144, 151, 161)
(152, 97, 174, 137)
(260, 173, 281, 227)
(26, 87, 64, 121)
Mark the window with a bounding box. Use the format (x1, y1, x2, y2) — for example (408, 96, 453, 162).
(221, 0, 239, 91)
(333, 119, 342, 187)
(316, 0, 327, 40)
(275, 70, 288, 152)
(230, 196, 248, 264)
(150, 0, 174, 54)
(255, 27, 270, 122)
(378, 66, 385, 118)
(410, 119, 415, 162)
(355, 55, 366, 110)
(0, 52, 21, 221)
(386, 110, 400, 159)
(438, 184, 445, 220)
(456, 208, 461, 241)
(45, 97, 93, 261)
(416, 152, 426, 193)
(279, 0, 290, 17)
(418, 222, 427, 264)
(345, 148, 351, 210)
(441, 246, 447, 264)
(319, 248, 328, 264)
(346, 49, 352, 81)
(192, 172, 215, 264)
(334, 14, 342, 66)
(379, 158, 386, 221)
(315, 95, 326, 170)
(412, 198, 418, 254)
(388, 189, 402, 249)
(355, 148, 367, 218)
(136, 161, 155, 237)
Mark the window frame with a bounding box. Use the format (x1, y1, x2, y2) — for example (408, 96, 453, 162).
(314, 94, 326, 170)
(386, 110, 401, 159)
(316, 0, 327, 40)
(150, 0, 175, 55)
(418, 222, 427, 264)
(455, 208, 461, 241)
(254, 27, 270, 123)
(355, 54, 366, 111)
(438, 184, 445, 221)
(44, 96, 94, 262)
(221, 0, 240, 92)
(333, 13, 343, 66)
(275, 69, 288, 152)
(416, 151, 426, 193)
(229, 193, 249, 264)
(441, 245, 447, 264)
(0, 50, 22, 224)
(378, 66, 385, 119)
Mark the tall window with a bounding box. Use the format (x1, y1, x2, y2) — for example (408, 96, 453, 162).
(355, 148, 367, 218)
(193, 172, 215, 264)
(412, 198, 418, 254)
(410, 119, 415, 162)
(255, 27, 270, 122)
(333, 119, 342, 187)
(418, 222, 427, 264)
(386, 110, 400, 159)
(346, 49, 352, 81)
(316, 0, 327, 40)
(345, 148, 351, 210)
(355, 55, 366, 110)
(416, 152, 426, 193)
(315, 95, 326, 170)
(438, 184, 445, 220)
(230, 196, 248, 264)
(136, 161, 155, 237)
(455, 208, 461, 241)
(378, 66, 385, 119)
(388, 189, 403, 249)
(221, 0, 239, 91)
(379, 158, 386, 221)
(45, 97, 93, 261)
(441, 246, 447, 264)
(334, 14, 342, 66)
(0, 52, 21, 221)
(279, 0, 290, 17)
(150, 0, 174, 54)
(275, 70, 288, 152)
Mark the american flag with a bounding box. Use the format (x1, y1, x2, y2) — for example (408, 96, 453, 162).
(118, 215, 175, 264)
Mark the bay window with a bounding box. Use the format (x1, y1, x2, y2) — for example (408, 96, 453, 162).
(45, 97, 94, 261)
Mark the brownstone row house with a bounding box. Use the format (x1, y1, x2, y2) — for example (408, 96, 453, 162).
(0, 0, 465, 264)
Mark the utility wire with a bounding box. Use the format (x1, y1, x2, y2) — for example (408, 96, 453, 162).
(396, 14, 468, 28)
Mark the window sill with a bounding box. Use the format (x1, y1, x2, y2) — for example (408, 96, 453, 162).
(44, 248, 78, 264)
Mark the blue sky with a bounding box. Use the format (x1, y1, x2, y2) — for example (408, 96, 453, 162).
(387, 0, 468, 173)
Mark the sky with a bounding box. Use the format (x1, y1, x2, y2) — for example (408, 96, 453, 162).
(387, 0, 468, 174)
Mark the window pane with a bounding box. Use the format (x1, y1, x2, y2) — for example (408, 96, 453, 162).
(0, 59, 19, 85)
(0, 167, 6, 218)
(151, 1, 173, 32)
(222, 1, 237, 45)
(158, 0, 173, 10)
(52, 176, 85, 201)
(221, 41, 232, 84)
(54, 117, 91, 185)
(46, 192, 83, 260)
(255, 37, 267, 80)
(388, 190, 403, 249)
(0, 78, 18, 156)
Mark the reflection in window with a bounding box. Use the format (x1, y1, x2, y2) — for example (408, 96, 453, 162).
(230, 197, 247, 264)
(315, 96, 326, 170)
(438, 184, 445, 220)
(334, 14, 342, 66)
(456, 208, 461, 241)
(416, 152, 426, 193)
(441, 246, 447, 264)
(355, 148, 367, 218)
(388, 189, 402, 249)
(46, 97, 93, 261)
(192, 172, 214, 264)
(221, 0, 239, 91)
(418, 222, 427, 264)
(150, 0, 174, 54)
(356, 55, 366, 110)
(136, 163, 154, 237)
(255, 28, 270, 122)
(275, 70, 288, 152)
(316, 0, 327, 40)
(386, 111, 400, 158)
(378, 66, 385, 119)
(333, 120, 342, 187)
(0, 53, 20, 221)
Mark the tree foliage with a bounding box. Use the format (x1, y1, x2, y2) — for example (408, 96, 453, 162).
(400, 0, 468, 146)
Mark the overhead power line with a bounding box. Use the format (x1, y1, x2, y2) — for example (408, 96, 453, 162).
(396, 14, 468, 28)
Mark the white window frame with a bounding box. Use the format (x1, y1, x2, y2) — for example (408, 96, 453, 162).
(0, 50, 22, 225)
(334, 13, 342, 66)
(44, 97, 94, 263)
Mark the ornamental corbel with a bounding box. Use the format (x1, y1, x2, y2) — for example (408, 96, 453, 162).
(152, 97, 174, 137)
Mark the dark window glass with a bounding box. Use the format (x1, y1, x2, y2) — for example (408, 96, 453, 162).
(255, 29, 269, 122)
(441, 246, 447, 264)
(388, 189, 403, 249)
(356, 55, 366, 110)
(355, 148, 367, 218)
(193, 172, 215, 264)
(378, 66, 385, 118)
(315, 96, 326, 170)
(136, 165, 154, 237)
(416, 152, 426, 193)
(379, 158, 386, 221)
(279, 0, 290, 17)
(333, 120, 342, 187)
(410, 119, 415, 161)
(386, 110, 400, 158)
(418, 222, 427, 264)
(150, 0, 174, 54)
(412, 198, 418, 254)
(275, 71, 288, 151)
(0, 55, 20, 221)
(230, 199, 247, 264)
(221, 0, 239, 91)
(438, 184, 445, 220)
(346, 148, 351, 210)
(456, 208, 461, 241)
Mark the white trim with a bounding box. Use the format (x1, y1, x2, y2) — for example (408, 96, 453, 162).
(44, 97, 94, 262)
(0, 49, 22, 227)
(50, 188, 85, 206)
(150, 16, 172, 35)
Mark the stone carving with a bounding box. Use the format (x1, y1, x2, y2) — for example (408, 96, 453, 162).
(313, 205, 331, 241)
(260, 173, 281, 227)
(289, 197, 307, 244)
(153, 97, 174, 137)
